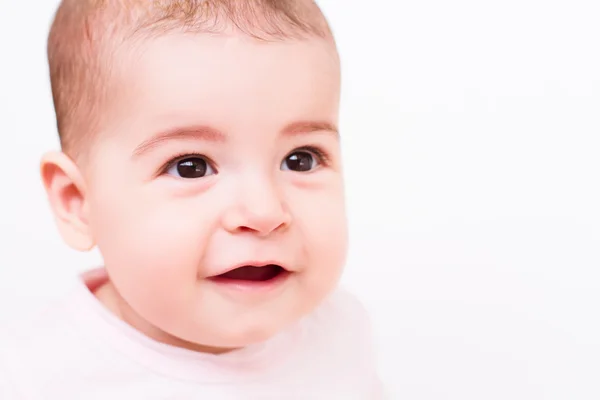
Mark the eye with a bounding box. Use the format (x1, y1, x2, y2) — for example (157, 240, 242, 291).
(166, 156, 216, 179)
(281, 148, 323, 172)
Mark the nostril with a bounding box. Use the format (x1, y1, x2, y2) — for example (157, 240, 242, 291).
(237, 220, 288, 236)
(221, 199, 291, 236)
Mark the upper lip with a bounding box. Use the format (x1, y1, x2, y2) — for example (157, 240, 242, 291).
(209, 261, 291, 277)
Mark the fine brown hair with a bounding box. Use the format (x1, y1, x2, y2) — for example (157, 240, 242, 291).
(47, 0, 334, 158)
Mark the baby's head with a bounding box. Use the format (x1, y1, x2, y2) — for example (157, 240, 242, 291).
(42, 0, 346, 352)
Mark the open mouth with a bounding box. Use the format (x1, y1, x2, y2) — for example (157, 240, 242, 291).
(211, 264, 288, 283)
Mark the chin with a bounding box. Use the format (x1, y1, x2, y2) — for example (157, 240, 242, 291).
(213, 319, 286, 349)
(231, 327, 279, 347)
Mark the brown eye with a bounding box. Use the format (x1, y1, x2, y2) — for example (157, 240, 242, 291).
(166, 157, 215, 179)
(282, 151, 319, 172)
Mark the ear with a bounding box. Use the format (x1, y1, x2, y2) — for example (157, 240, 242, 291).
(40, 151, 95, 252)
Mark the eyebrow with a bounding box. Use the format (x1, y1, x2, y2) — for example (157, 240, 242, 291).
(132, 120, 338, 158)
(132, 125, 226, 157)
(282, 121, 339, 137)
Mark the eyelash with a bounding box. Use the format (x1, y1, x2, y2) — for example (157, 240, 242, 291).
(292, 145, 331, 167)
(161, 152, 214, 175)
(160, 145, 331, 175)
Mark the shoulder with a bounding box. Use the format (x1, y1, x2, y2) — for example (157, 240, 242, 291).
(312, 287, 375, 343)
(292, 288, 385, 398)
(0, 305, 56, 398)
(0, 288, 101, 398)
(323, 289, 387, 398)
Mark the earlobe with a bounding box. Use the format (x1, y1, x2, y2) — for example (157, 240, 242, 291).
(40, 151, 95, 252)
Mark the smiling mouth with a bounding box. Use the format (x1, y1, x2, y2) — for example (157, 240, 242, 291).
(211, 264, 287, 282)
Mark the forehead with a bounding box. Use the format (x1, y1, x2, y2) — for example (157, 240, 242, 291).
(104, 33, 340, 143)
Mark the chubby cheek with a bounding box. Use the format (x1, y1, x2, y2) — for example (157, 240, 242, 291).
(292, 182, 348, 295)
(88, 187, 215, 321)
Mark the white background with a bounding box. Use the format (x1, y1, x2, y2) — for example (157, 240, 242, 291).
(1, 0, 599, 398)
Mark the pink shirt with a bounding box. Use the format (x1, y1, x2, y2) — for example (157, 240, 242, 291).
(0, 269, 383, 399)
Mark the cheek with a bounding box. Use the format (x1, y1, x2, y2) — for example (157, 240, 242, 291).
(297, 179, 347, 234)
(88, 188, 217, 308)
(292, 182, 348, 270)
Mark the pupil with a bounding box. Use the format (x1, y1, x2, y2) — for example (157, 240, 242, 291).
(177, 158, 207, 178)
(286, 152, 313, 172)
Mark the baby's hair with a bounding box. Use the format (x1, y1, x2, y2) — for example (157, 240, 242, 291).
(48, 0, 334, 159)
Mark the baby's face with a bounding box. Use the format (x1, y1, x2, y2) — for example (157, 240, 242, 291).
(84, 32, 345, 349)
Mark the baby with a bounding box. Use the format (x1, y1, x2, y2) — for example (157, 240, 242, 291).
(0, 0, 383, 398)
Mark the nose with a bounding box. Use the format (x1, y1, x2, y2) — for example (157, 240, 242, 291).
(222, 176, 292, 237)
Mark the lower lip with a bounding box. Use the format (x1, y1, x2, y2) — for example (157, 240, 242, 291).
(207, 271, 292, 294)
